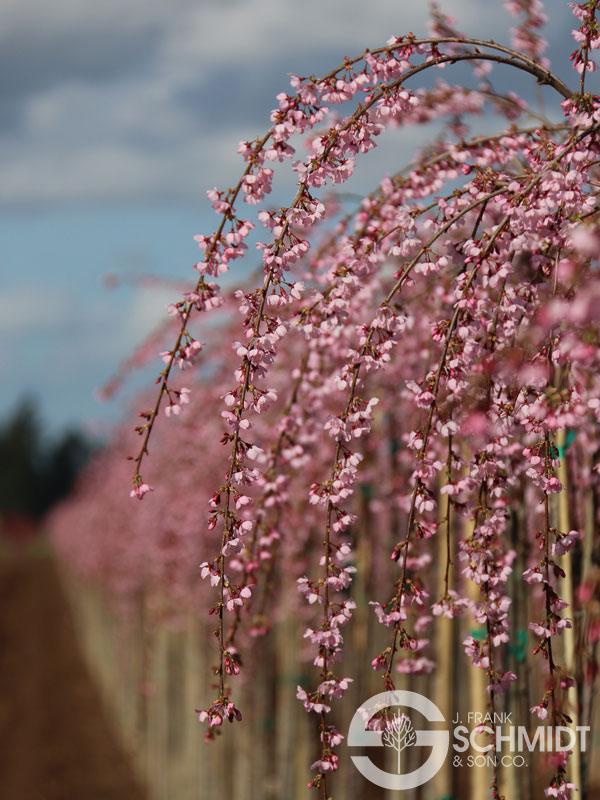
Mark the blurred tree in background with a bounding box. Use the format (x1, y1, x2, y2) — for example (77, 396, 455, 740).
(0, 399, 94, 523)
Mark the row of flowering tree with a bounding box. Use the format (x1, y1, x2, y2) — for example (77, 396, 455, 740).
(52, 2, 600, 798)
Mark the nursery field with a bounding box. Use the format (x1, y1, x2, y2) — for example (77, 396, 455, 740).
(0, 547, 146, 800)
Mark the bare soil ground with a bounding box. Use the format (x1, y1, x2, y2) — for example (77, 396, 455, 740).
(0, 546, 146, 800)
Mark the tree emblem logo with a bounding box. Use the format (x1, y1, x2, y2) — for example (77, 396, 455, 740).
(382, 713, 417, 774)
(347, 690, 449, 790)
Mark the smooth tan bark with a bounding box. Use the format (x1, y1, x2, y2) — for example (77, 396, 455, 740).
(556, 429, 582, 792)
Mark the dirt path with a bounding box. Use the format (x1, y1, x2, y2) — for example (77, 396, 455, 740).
(0, 547, 146, 800)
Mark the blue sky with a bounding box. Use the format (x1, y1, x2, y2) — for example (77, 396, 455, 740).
(0, 0, 584, 435)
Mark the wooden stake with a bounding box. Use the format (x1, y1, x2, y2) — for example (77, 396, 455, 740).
(431, 471, 454, 800)
(464, 515, 490, 800)
(556, 429, 582, 792)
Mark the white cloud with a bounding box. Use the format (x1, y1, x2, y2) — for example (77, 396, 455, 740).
(125, 285, 177, 341)
(0, 0, 184, 40)
(162, 0, 507, 70)
(0, 287, 69, 335)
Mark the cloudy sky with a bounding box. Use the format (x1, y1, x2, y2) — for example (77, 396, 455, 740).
(0, 0, 583, 435)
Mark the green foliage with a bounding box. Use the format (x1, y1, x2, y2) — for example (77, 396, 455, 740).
(0, 398, 94, 519)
